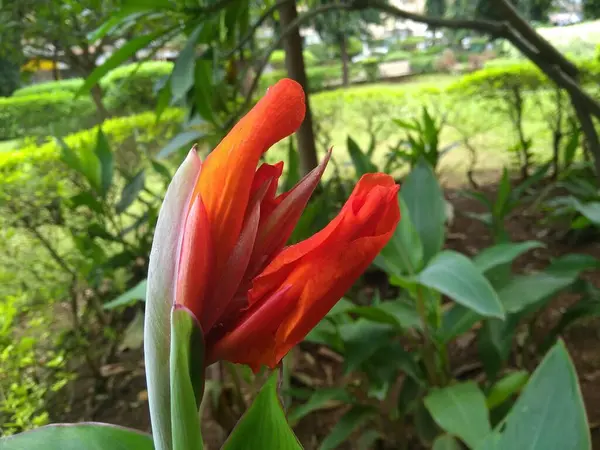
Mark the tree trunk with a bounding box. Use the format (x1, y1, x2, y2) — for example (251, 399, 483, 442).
(340, 35, 350, 87)
(278, 0, 319, 175)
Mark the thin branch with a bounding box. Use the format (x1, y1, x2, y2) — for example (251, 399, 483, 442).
(493, 0, 578, 78)
(225, 0, 294, 59)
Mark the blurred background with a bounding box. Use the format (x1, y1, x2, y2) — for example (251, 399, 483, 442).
(1, 0, 600, 448)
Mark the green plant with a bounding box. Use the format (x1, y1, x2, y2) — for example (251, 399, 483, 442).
(0, 92, 97, 140)
(409, 54, 437, 74)
(383, 50, 410, 62)
(13, 78, 85, 97)
(298, 159, 593, 448)
(361, 57, 380, 82)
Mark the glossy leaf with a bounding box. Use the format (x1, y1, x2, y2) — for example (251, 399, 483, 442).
(440, 304, 480, 343)
(425, 382, 491, 449)
(288, 388, 354, 424)
(474, 241, 543, 274)
(401, 158, 446, 263)
(498, 272, 576, 314)
(486, 370, 529, 410)
(104, 279, 148, 309)
(347, 136, 377, 177)
(158, 131, 205, 160)
(377, 195, 424, 276)
(418, 251, 504, 318)
(116, 170, 146, 213)
(494, 341, 590, 450)
(223, 372, 302, 450)
(171, 25, 204, 102)
(319, 406, 375, 450)
(0, 423, 153, 450)
(78, 29, 168, 96)
(170, 306, 204, 450)
(94, 128, 114, 198)
(339, 321, 396, 374)
(433, 435, 462, 450)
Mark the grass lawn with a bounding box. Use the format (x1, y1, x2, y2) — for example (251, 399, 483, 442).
(267, 73, 558, 185)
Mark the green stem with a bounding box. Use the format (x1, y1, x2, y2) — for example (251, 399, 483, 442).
(415, 286, 440, 386)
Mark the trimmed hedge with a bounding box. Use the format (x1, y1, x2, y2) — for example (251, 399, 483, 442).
(13, 78, 84, 97)
(384, 50, 411, 62)
(409, 54, 437, 74)
(102, 61, 173, 113)
(0, 108, 185, 207)
(0, 92, 97, 140)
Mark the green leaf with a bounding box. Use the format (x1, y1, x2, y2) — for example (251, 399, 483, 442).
(288, 388, 354, 424)
(194, 59, 215, 121)
(572, 199, 600, 225)
(319, 406, 375, 450)
(401, 158, 446, 263)
(94, 128, 114, 198)
(425, 382, 491, 449)
(0, 423, 153, 450)
(440, 305, 480, 343)
(116, 170, 146, 214)
(494, 341, 590, 450)
(486, 370, 529, 410)
(498, 272, 576, 314)
(283, 138, 300, 192)
(171, 25, 204, 102)
(377, 195, 424, 276)
(493, 168, 512, 219)
(223, 372, 302, 450)
(78, 29, 168, 96)
(339, 321, 395, 374)
(433, 435, 462, 450)
(104, 279, 147, 310)
(145, 151, 201, 450)
(474, 241, 544, 274)
(418, 251, 504, 318)
(158, 130, 205, 159)
(70, 192, 103, 214)
(478, 316, 519, 380)
(57, 137, 100, 192)
(170, 306, 204, 450)
(347, 136, 377, 177)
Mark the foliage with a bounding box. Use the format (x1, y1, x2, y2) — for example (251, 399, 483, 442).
(409, 54, 438, 74)
(260, 65, 362, 92)
(361, 57, 380, 82)
(383, 50, 411, 62)
(0, 57, 20, 97)
(0, 92, 97, 140)
(268, 50, 317, 69)
(394, 35, 427, 51)
(13, 78, 86, 97)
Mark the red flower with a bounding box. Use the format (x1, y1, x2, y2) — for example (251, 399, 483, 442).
(169, 79, 400, 372)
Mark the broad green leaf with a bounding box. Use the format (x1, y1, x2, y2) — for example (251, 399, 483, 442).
(170, 307, 204, 450)
(104, 279, 148, 309)
(319, 406, 375, 450)
(377, 195, 424, 276)
(171, 25, 204, 102)
(486, 370, 529, 410)
(474, 241, 543, 274)
(339, 321, 395, 374)
(0, 423, 153, 450)
(94, 128, 114, 198)
(57, 137, 101, 192)
(116, 170, 146, 213)
(223, 372, 302, 450)
(494, 341, 590, 450)
(194, 59, 214, 121)
(401, 158, 446, 263)
(79, 30, 169, 96)
(478, 316, 519, 380)
(288, 388, 354, 424)
(433, 435, 462, 450)
(377, 298, 422, 330)
(498, 272, 576, 314)
(425, 382, 491, 449)
(418, 251, 504, 318)
(347, 136, 377, 177)
(158, 130, 205, 160)
(145, 151, 201, 450)
(572, 199, 600, 225)
(440, 304, 480, 343)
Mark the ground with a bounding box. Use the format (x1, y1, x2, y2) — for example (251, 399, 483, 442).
(50, 176, 600, 449)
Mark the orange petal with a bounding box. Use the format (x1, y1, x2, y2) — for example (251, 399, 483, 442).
(210, 174, 401, 369)
(193, 79, 305, 273)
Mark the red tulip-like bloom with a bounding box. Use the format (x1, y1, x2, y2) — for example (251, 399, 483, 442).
(169, 79, 399, 372)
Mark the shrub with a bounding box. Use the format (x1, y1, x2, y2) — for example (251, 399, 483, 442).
(434, 49, 457, 72)
(397, 35, 426, 51)
(0, 93, 97, 140)
(307, 43, 331, 63)
(260, 64, 362, 92)
(268, 50, 317, 69)
(409, 54, 437, 74)
(362, 57, 380, 82)
(13, 78, 85, 97)
(102, 61, 174, 113)
(0, 57, 20, 97)
(423, 44, 446, 56)
(384, 50, 411, 62)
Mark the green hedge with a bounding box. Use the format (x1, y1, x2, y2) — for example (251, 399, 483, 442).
(409, 54, 437, 74)
(384, 50, 411, 62)
(260, 64, 362, 92)
(13, 78, 84, 97)
(0, 92, 97, 140)
(268, 50, 317, 69)
(102, 61, 173, 113)
(0, 108, 185, 206)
